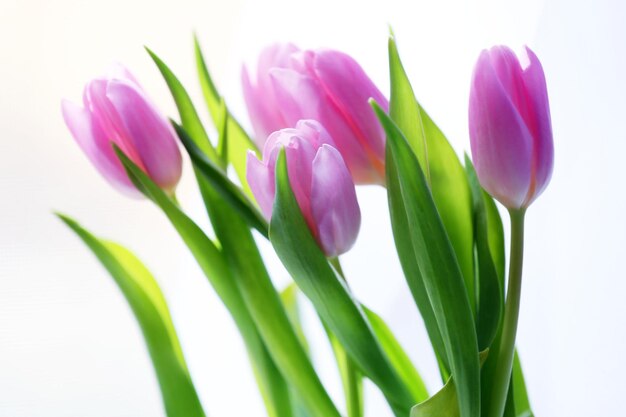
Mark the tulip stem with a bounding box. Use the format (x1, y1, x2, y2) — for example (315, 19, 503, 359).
(488, 209, 526, 417)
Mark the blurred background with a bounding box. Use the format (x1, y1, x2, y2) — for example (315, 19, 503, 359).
(1, 0, 625, 415)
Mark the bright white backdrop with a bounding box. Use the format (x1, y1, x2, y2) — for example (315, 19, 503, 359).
(1, 0, 625, 416)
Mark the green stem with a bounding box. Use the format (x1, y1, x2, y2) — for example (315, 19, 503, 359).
(488, 209, 526, 417)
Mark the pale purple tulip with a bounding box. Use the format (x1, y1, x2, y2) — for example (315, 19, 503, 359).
(247, 119, 361, 257)
(469, 46, 553, 209)
(243, 45, 387, 185)
(62, 64, 182, 197)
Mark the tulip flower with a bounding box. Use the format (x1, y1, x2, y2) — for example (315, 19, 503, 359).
(62, 64, 182, 197)
(243, 45, 387, 185)
(469, 45, 553, 209)
(247, 119, 360, 257)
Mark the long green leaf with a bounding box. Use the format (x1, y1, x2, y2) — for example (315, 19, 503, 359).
(173, 122, 268, 237)
(373, 102, 480, 417)
(57, 215, 205, 417)
(146, 47, 219, 162)
(465, 156, 503, 350)
(363, 307, 428, 402)
(388, 35, 429, 182)
(419, 106, 475, 316)
(270, 149, 415, 417)
(194, 35, 259, 196)
(387, 36, 448, 373)
(115, 147, 337, 417)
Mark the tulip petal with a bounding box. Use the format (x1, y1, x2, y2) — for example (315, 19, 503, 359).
(61, 99, 138, 196)
(246, 151, 275, 219)
(469, 51, 534, 208)
(521, 46, 554, 203)
(311, 145, 361, 257)
(312, 49, 388, 163)
(270, 68, 379, 184)
(106, 80, 182, 192)
(242, 65, 285, 146)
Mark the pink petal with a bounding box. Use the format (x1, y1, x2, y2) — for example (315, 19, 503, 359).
(520, 46, 554, 204)
(270, 68, 379, 184)
(246, 151, 275, 219)
(469, 51, 533, 208)
(310, 145, 361, 257)
(61, 99, 138, 197)
(106, 80, 182, 192)
(312, 49, 388, 165)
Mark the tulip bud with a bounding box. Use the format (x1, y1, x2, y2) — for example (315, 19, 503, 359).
(62, 64, 182, 197)
(247, 119, 361, 257)
(243, 45, 387, 185)
(469, 46, 553, 209)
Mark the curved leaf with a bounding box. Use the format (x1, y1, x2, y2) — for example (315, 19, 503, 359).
(173, 122, 268, 238)
(411, 351, 489, 417)
(373, 102, 480, 417)
(363, 307, 428, 402)
(270, 150, 416, 417)
(419, 106, 475, 316)
(194, 35, 259, 195)
(115, 147, 336, 417)
(57, 215, 205, 417)
(465, 156, 503, 350)
(146, 48, 219, 162)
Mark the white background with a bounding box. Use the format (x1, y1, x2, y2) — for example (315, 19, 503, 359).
(1, 0, 625, 416)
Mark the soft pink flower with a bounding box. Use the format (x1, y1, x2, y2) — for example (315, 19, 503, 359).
(62, 64, 182, 197)
(469, 46, 553, 209)
(247, 119, 361, 257)
(243, 45, 387, 185)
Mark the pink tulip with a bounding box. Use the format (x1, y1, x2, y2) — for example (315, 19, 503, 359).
(243, 45, 387, 185)
(247, 119, 361, 257)
(62, 64, 182, 197)
(469, 46, 553, 209)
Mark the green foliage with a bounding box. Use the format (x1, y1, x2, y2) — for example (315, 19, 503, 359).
(269, 150, 416, 417)
(194, 35, 259, 195)
(465, 156, 503, 350)
(373, 102, 480, 417)
(57, 215, 205, 417)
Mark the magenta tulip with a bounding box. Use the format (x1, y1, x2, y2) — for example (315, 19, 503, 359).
(469, 46, 553, 209)
(243, 45, 387, 185)
(247, 119, 361, 257)
(62, 64, 182, 197)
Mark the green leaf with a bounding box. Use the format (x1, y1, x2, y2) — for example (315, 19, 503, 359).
(465, 156, 503, 350)
(173, 122, 268, 238)
(194, 35, 259, 196)
(372, 102, 480, 417)
(216, 98, 229, 168)
(280, 284, 309, 352)
(363, 307, 429, 402)
(325, 326, 364, 417)
(387, 34, 474, 316)
(484, 191, 505, 283)
(419, 106, 476, 316)
(146, 47, 220, 163)
(411, 351, 489, 417)
(388, 35, 429, 183)
(270, 149, 415, 417)
(115, 147, 336, 417)
(512, 353, 533, 417)
(57, 214, 205, 417)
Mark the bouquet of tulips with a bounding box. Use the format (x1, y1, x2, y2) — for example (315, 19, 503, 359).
(58, 30, 552, 417)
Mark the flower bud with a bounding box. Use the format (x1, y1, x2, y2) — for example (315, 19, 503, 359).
(62, 64, 182, 197)
(247, 119, 361, 257)
(469, 46, 553, 209)
(243, 45, 387, 185)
